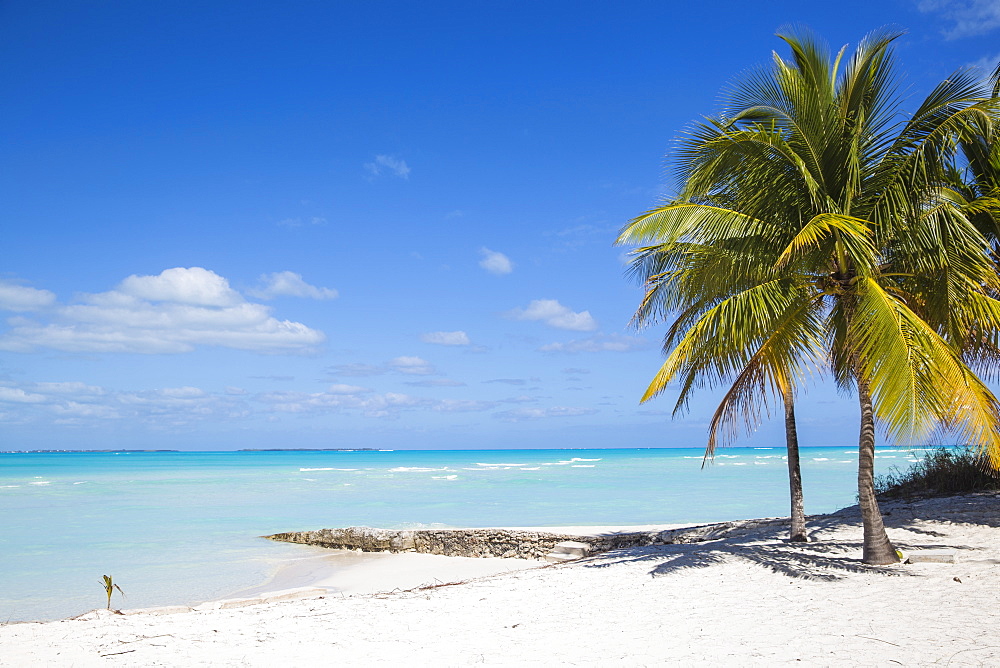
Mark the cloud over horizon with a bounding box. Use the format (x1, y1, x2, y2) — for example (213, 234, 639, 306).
(0, 379, 252, 427)
(0, 377, 503, 428)
(493, 406, 598, 422)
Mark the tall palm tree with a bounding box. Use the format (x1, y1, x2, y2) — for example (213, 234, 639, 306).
(619, 28, 1000, 564)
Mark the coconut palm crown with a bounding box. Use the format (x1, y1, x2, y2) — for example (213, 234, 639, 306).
(618, 28, 1000, 564)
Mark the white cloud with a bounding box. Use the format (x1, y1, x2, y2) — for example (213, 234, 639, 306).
(478, 248, 513, 275)
(327, 384, 372, 394)
(0, 380, 255, 427)
(119, 267, 242, 307)
(258, 386, 492, 417)
(365, 154, 411, 179)
(160, 386, 206, 398)
(434, 399, 497, 412)
(421, 330, 471, 346)
(484, 378, 527, 386)
(328, 363, 385, 377)
(328, 358, 447, 377)
(507, 299, 598, 331)
(50, 401, 121, 420)
(539, 334, 651, 353)
(918, 0, 1000, 38)
(500, 395, 538, 404)
(1, 374, 528, 428)
(0, 280, 56, 312)
(0, 268, 326, 354)
(257, 388, 431, 418)
(0, 373, 520, 428)
(388, 356, 436, 375)
(493, 406, 599, 422)
(249, 271, 339, 300)
(970, 52, 1000, 72)
(0, 387, 47, 403)
(115, 386, 251, 423)
(30, 381, 106, 395)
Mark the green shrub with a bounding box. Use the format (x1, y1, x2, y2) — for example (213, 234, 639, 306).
(875, 447, 999, 499)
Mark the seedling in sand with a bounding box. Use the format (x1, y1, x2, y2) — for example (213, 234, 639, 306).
(102, 575, 124, 610)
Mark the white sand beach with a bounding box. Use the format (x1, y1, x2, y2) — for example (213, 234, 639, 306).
(3, 492, 999, 666)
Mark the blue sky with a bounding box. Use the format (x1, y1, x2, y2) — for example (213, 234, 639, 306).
(2, 0, 999, 451)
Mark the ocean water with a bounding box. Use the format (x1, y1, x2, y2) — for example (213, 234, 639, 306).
(0, 446, 926, 622)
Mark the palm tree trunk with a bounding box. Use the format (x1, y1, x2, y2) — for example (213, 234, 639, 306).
(783, 387, 808, 542)
(857, 374, 899, 565)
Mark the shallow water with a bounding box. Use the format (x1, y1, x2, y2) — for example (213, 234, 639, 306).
(0, 446, 924, 621)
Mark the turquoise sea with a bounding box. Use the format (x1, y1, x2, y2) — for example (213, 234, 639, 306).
(1, 446, 924, 622)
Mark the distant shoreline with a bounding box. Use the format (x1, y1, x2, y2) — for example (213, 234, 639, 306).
(0, 444, 957, 454)
(0, 448, 380, 454)
(0, 449, 183, 454)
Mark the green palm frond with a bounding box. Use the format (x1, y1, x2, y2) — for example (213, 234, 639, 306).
(617, 203, 764, 248)
(849, 277, 1000, 461)
(640, 277, 820, 404)
(774, 213, 877, 272)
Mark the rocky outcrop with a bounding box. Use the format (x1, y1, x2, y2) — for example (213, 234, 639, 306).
(265, 517, 791, 561)
(266, 527, 609, 560)
(268, 527, 421, 553)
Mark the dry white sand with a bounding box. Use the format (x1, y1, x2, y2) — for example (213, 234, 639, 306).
(3, 492, 999, 666)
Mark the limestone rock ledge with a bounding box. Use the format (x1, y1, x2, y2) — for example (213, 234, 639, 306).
(265, 518, 788, 561)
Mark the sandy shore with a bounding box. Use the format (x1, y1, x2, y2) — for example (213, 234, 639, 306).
(228, 547, 547, 598)
(3, 493, 999, 666)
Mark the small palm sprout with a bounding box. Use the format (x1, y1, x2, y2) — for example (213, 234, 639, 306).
(101, 575, 124, 610)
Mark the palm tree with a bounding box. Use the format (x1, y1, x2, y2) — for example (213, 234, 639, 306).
(619, 28, 1000, 564)
(624, 227, 812, 542)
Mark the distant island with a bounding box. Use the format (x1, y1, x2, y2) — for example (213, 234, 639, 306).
(238, 448, 380, 452)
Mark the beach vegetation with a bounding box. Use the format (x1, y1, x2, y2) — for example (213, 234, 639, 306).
(618, 28, 1000, 564)
(875, 447, 1000, 499)
(102, 575, 124, 611)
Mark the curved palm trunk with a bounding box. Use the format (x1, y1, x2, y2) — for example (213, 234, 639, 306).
(856, 374, 899, 564)
(783, 387, 808, 542)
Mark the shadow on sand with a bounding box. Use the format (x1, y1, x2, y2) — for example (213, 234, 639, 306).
(583, 492, 999, 581)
